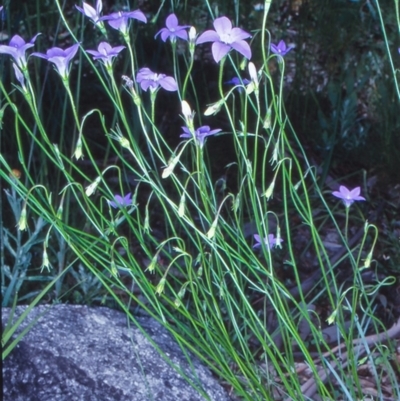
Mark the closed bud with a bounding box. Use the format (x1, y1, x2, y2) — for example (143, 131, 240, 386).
(239, 57, 248, 71)
(74, 137, 83, 160)
(119, 136, 131, 149)
(147, 254, 159, 273)
(156, 277, 166, 295)
(56, 205, 63, 219)
(326, 309, 337, 325)
(232, 195, 240, 213)
(189, 26, 197, 56)
(182, 100, 192, 119)
(85, 176, 101, 196)
(162, 155, 180, 178)
(189, 26, 196, 43)
(110, 260, 119, 277)
(275, 226, 283, 249)
(18, 207, 28, 231)
(206, 217, 219, 239)
(363, 251, 373, 269)
(204, 99, 224, 116)
(263, 181, 275, 200)
(246, 62, 259, 95)
(178, 193, 186, 217)
(263, 108, 272, 130)
(174, 298, 182, 308)
(42, 247, 50, 271)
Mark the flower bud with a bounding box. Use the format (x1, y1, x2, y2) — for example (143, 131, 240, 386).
(204, 99, 225, 116)
(206, 217, 219, 239)
(263, 181, 275, 200)
(162, 155, 180, 178)
(85, 176, 101, 196)
(156, 277, 166, 295)
(18, 207, 27, 231)
(74, 137, 83, 160)
(178, 193, 186, 217)
(41, 247, 50, 271)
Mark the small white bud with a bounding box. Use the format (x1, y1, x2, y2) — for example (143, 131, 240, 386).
(85, 176, 101, 196)
(189, 26, 196, 42)
(162, 155, 180, 178)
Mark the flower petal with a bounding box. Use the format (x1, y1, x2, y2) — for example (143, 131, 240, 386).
(159, 76, 178, 91)
(196, 30, 220, 44)
(213, 16, 232, 36)
(339, 185, 350, 197)
(230, 27, 251, 41)
(175, 30, 188, 41)
(166, 13, 178, 29)
(349, 187, 360, 197)
(231, 40, 252, 60)
(211, 41, 230, 63)
(126, 10, 147, 23)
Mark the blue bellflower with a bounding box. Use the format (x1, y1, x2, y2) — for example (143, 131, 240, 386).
(100, 10, 146, 35)
(155, 13, 189, 42)
(86, 42, 125, 68)
(32, 44, 80, 79)
(270, 40, 293, 57)
(0, 33, 41, 70)
(253, 234, 283, 250)
(180, 125, 221, 148)
(136, 67, 177, 92)
(225, 77, 251, 86)
(76, 0, 103, 24)
(108, 193, 132, 209)
(332, 185, 365, 208)
(196, 16, 251, 63)
(225, 77, 251, 93)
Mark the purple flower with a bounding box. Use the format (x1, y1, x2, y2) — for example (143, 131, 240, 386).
(107, 193, 132, 209)
(32, 44, 80, 79)
(180, 125, 221, 148)
(155, 13, 189, 42)
(100, 10, 147, 35)
(253, 234, 283, 250)
(0, 33, 41, 69)
(270, 40, 293, 57)
(196, 16, 251, 63)
(332, 185, 366, 208)
(86, 42, 125, 68)
(225, 77, 251, 86)
(136, 67, 177, 92)
(76, 0, 103, 24)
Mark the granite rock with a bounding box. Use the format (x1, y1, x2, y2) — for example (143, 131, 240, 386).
(2, 305, 232, 401)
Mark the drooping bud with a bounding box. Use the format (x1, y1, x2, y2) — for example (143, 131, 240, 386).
(156, 277, 166, 295)
(85, 176, 101, 196)
(263, 180, 275, 200)
(204, 98, 225, 116)
(17, 206, 28, 231)
(74, 137, 83, 160)
(162, 154, 181, 178)
(206, 217, 219, 239)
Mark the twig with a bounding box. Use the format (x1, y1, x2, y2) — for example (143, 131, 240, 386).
(293, 317, 400, 400)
